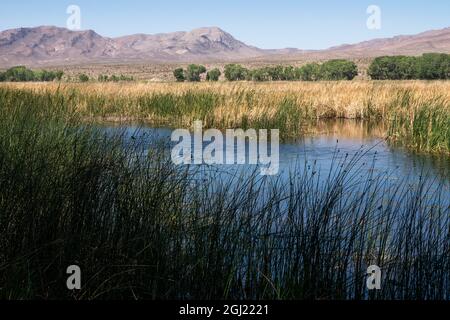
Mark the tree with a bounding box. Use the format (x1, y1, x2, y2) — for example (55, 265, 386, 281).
(206, 68, 221, 81)
(297, 63, 322, 81)
(251, 68, 270, 82)
(55, 71, 64, 81)
(0, 66, 63, 82)
(4, 66, 36, 82)
(417, 53, 450, 80)
(368, 57, 396, 80)
(320, 60, 358, 80)
(224, 64, 249, 81)
(173, 68, 186, 82)
(264, 66, 284, 81)
(0, 72, 5, 82)
(281, 66, 296, 81)
(36, 70, 58, 82)
(186, 64, 206, 82)
(78, 74, 89, 82)
(98, 75, 109, 82)
(368, 56, 418, 80)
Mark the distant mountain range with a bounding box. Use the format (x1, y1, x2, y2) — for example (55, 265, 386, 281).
(0, 25, 450, 67)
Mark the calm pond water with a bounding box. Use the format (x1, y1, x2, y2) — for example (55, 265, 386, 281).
(96, 119, 450, 213)
(100, 119, 450, 185)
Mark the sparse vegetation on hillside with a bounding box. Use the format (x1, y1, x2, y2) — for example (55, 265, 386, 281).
(98, 74, 134, 82)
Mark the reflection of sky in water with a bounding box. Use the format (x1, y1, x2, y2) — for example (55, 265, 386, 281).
(97, 122, 450, 210)
(99, 122, 449, 187)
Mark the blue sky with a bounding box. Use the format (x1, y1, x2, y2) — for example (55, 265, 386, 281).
(0, 0, 449, 49)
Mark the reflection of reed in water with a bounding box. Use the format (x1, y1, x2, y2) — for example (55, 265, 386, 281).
(302, 119, 388, 139)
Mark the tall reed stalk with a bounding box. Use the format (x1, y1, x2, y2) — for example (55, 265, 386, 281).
(1, 81, 449, 153)
(0, 90, 448, 300)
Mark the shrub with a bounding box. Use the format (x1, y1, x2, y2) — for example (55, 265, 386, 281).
(98, 75, 109, 82)
(97, 74, 133, 82)
(186, 64, 206, 82)
(206, 68, 221, 81)
(173, 68, 185, 82)
(119, 74, 134, 81)
(55, 71, 64, 81)
(78, 74, 89, 82)
(3, 66, 36, 82)
(224, 64, 249, 81)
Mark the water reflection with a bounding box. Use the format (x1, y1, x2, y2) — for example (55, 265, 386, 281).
(98, 120, 450, 182)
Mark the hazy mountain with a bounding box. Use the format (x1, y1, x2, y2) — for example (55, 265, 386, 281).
(325, 27, 450, 56)
(0, 25, 449, 67)
(0, 26, 264, 67)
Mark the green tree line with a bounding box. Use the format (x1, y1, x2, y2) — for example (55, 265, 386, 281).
(174, 65, 222, 82)
(242, 60, 358, 82)
(0, 66, 64, 82)
(174, 60, 358, 82)
(368, 53, 450, 80)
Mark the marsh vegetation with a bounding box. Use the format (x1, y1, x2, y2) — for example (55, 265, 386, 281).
(1, 81, 449, 153)
(0, 81, 449, 300)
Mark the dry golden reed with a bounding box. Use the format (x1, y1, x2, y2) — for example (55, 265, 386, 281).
(1, 80, 449, 152)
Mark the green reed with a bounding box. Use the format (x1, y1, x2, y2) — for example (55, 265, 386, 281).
(0, 90, 448, 300)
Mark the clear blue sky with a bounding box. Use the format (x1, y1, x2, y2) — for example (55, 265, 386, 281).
(0, 0, 449, 49)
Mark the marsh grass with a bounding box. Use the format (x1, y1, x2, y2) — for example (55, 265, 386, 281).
(0, 92, 449, 300)
(1, 81, 449, 153)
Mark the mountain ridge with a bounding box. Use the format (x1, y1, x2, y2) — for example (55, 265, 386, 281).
(1, 25, 450, 67)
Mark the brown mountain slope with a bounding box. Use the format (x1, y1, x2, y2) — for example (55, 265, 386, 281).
(0, 26, 265, 67)
(261, 27, 450, 61)
(0, 26, 449, 67)
(327, 27, 450, 56)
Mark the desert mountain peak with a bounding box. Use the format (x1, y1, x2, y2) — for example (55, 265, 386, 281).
(0, 25, 449, 67)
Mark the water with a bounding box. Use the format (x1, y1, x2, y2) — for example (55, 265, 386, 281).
(99, 120, 450, 185)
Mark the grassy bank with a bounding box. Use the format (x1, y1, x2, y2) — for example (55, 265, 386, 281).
(1, 81, 449, 153)
(0, 88, 449, 300)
